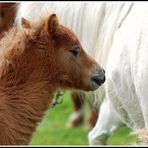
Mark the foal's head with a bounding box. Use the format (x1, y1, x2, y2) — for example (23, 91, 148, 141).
(21, 14, 105, 91)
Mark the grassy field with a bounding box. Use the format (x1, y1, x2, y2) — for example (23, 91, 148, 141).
(30, 91, 137, 145)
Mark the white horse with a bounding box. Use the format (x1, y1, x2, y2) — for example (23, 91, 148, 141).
(89, 2, 148, 145)
(15, 2, 148, 145)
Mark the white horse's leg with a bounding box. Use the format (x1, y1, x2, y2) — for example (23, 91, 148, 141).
(88, 96, 123, 145)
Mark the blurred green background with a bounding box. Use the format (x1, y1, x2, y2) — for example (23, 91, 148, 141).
(30, 91, 137, 145)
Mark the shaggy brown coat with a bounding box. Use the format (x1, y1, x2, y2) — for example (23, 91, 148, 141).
(0, 14, 102, 145)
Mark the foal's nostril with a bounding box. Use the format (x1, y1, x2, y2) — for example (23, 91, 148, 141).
(91, 74, 105, 86)
(102, 69, 105, 74)
(100, 74, 106, 84)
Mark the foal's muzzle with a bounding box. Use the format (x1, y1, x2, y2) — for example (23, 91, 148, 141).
(91, 68, 105, 90)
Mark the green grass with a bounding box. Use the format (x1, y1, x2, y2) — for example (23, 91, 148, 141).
(30, 91, 137, 145)
(107, 126, 137, 145)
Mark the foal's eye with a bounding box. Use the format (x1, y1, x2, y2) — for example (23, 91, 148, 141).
(70, 49, 79, 56)
(69, 45, 80, 57)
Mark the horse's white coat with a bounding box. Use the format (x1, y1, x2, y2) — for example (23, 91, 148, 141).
(15, 2, 148, 145)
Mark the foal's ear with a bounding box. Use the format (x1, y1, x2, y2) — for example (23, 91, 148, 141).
(45, 14, 59, 34)
(21, 17, 31, 29)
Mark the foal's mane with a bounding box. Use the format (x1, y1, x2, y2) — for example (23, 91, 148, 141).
(0, 15, 50, 65)
(0, 28, 26, 62)
(0, 15, 52, 81)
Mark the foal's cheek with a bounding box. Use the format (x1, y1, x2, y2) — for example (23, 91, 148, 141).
(59, 52, 73, 68)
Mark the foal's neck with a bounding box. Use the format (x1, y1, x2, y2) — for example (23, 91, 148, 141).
(0, 29, 58, 145)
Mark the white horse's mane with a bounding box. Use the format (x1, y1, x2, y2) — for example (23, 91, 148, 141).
(15, 2, 133, 67)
